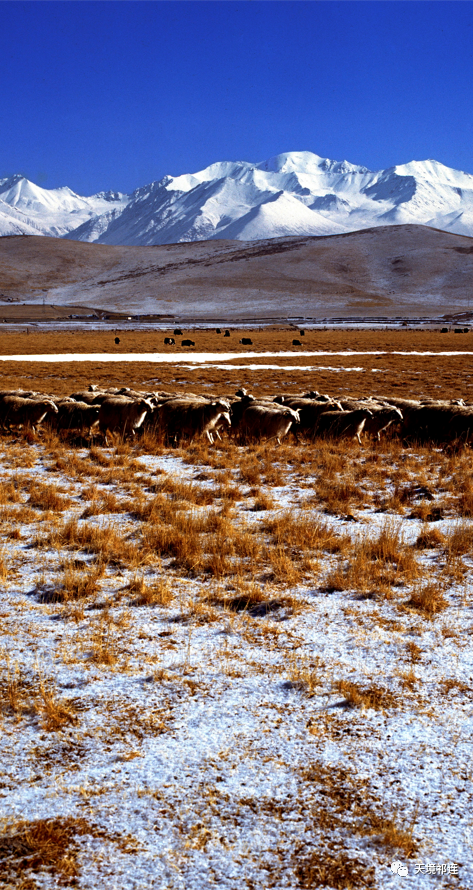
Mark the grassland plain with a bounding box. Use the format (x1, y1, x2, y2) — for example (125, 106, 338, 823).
(0, 329, 472, 399)
(0, 332, 471, 888)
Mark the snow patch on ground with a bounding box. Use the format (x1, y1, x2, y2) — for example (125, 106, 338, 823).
(0, 440, 471, 887)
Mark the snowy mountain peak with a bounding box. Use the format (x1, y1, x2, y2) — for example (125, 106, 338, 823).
(256, 151, 371, 176)
(91, 189, 128, 203)
(2, 152, 473, 244)
(392, 158, 473, 187)
(0, 173, 26, 188)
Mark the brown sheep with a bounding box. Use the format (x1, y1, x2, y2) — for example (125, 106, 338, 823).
(293, 399, 345, 440)
(238, 404, 300, 445)
(0, 396, 58, 432)
(310, 408, 373, 445)
(98, 397, 154, 442)
(49, 401, 101, 434)
(153, 398, 231, 445)
(363, 406, 403, 441)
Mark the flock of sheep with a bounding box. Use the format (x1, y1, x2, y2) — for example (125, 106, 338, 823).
(0, 386, 472, 447)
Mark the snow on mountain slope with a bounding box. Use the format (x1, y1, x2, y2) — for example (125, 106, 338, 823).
(0, 197, 46, 236)
(5, 152, 473, 245)
(0, 175, 129, 237)
(218, 191, 346, 240)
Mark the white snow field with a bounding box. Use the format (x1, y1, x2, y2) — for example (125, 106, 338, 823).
(3, 150, 473, 244)
(1, 350, 473, 363)
(0, 430, 472, 888)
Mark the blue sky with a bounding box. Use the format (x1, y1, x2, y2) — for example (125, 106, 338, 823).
(2, 1, 473, 195)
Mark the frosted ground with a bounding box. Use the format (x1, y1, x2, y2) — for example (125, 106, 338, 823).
(0, 432, 471, 888)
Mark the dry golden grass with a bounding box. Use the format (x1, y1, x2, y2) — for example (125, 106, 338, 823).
(324, 521, 420, 596)
(38, 518, 144, 569)
(334, 680, 398, 711)
(0, 502, 38, 525)
(27, 481, 72, 513)
(315, 475, 368, 515)
(444, 522, 473, 557)
(157, 475, 215, 506)
(0, 659, 34, 719)
(238, 453, 262, 487)
(360, 809, 419, 857)
(294, 849, 376, 889)
(104, 702, 170, 740)
(409, 500, 445, 522)
(2, 443, 37, 468)
(398, 668, 418, 691)
(207, 580, 295, 617)
(415, 525, 446, 549)
(2, 326, 473, 405)
(143, 514, 205, 574)
(0, 547, 9, 584)
(0, 817, 84, 884)
(405, 641, 423, 663)
(0, 816, 139, 886)
(285, 655, 322, 695)
(266, 544, 302, 585)
(264, 511, 350, 554)
(0, 477, 23, 504)
(81, 490, 132, 517)
(183, 597, 224, 625)
(89, 616, 118, 666)
(59, 560, 104, 602)
(0, 380, 467, 886)
(251, 490, 276, 511)
(0, 660, 77, 731)
(35, 676, 77, 731)
(438, 678, 472, 696)
(361, 521, 413, 567)
(456, 486, 473, 517)
(215, 479, 243, 502)
(203, 520, 259, 579)
(404, 583, 448, 617)
(128, 574, 173, 607)
(298, 760, 419, 865)
(261, 459, 285, 487)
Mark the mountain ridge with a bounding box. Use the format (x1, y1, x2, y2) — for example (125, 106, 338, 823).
(2, 151, 473, 244)
(1, 223, 473, 319)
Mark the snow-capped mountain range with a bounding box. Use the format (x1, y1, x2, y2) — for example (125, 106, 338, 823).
(2, 151, 473, 245)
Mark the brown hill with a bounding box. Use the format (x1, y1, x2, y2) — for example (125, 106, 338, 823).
(1, 224, 473, 319)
